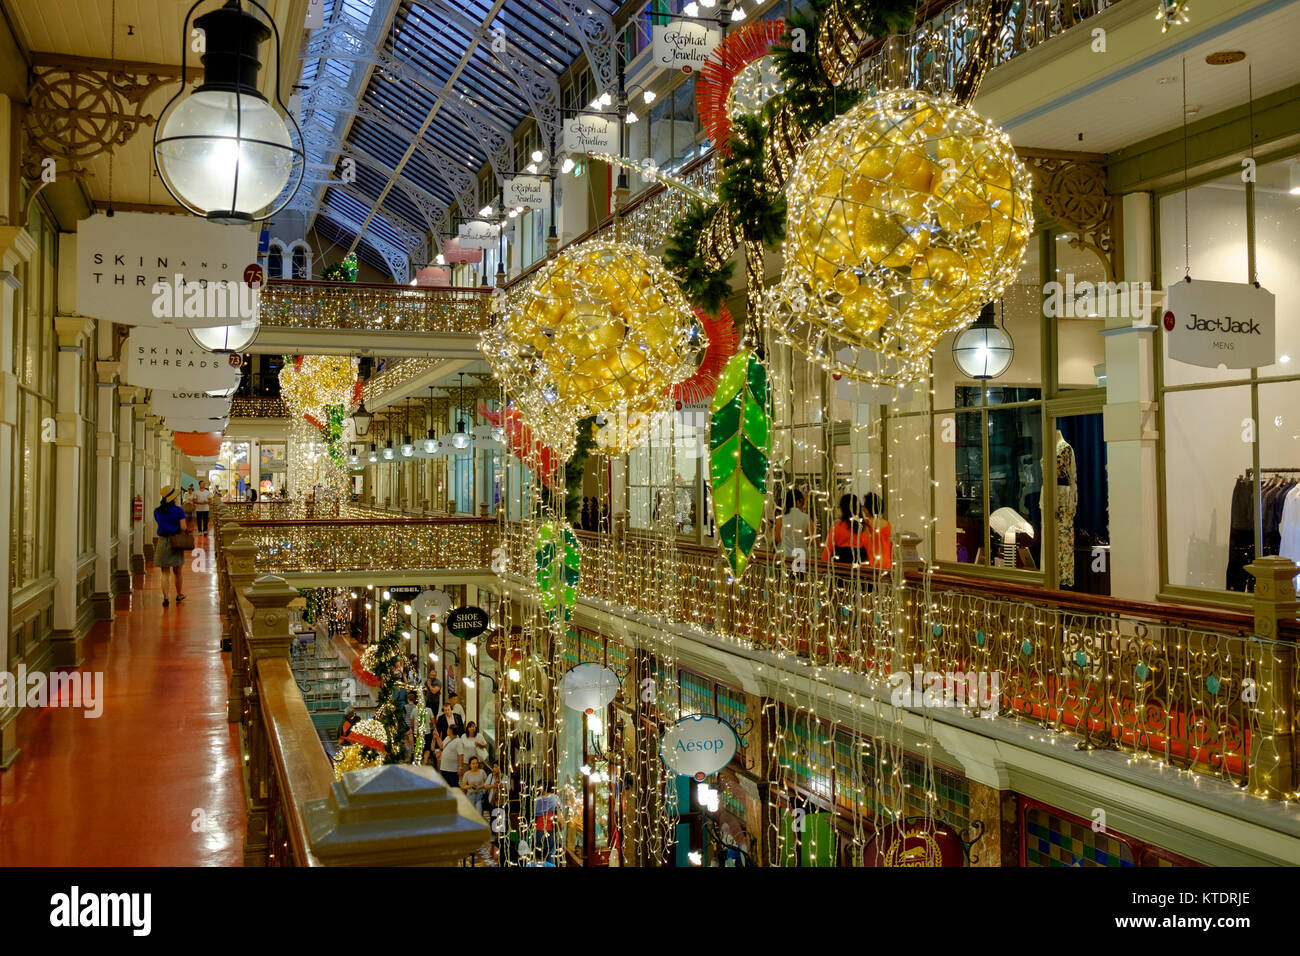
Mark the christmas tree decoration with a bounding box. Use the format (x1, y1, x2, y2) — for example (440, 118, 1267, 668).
(321, 252, 359, 282)
(709, 351, 770, 579)
(782, 89, 1034, 366)
(535, 520, 580, 625)
(503, 239, 701, 421)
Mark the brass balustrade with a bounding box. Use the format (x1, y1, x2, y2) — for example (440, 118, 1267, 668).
(219, 514, 1297, 799)
(260, 279, 493, 335)
(229, 396, 290, 418)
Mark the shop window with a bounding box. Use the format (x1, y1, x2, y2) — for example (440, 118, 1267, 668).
(627, 412, 701, 537)
(1053, 238, 1111, 389)
(1158, 159, 1300, 595)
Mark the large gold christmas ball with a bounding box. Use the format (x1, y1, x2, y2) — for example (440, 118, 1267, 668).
(782, 89, 1034, 364)
(481, 318, 580, 460)
(505, 239, 700, 420)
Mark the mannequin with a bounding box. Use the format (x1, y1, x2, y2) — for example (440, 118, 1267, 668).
(1055, 429, 1078, 587)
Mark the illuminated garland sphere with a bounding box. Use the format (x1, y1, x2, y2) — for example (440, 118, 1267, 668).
(765, 281, 931, 386)
(279, 355, 358, 419)
(783, 89, 1034, 361)
(506, 239, 701, 420)
(482, 318, 580, 461)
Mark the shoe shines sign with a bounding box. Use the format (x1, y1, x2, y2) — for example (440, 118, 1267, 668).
(1163, 278, 1275, 369)
(75, 212, 259, 326)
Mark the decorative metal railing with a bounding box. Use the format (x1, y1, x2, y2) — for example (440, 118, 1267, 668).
(849, 0, 1115, 94)
(218, 514, 1298, 798)
(236, 517, 497, 574)
(229, 396, 291, 418)
(259, 279, 493, 335)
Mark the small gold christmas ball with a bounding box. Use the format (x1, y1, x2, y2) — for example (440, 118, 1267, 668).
(783, 89, 1034, 361)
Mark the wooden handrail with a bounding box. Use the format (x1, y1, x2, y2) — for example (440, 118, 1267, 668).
(257, 657, 334, 867)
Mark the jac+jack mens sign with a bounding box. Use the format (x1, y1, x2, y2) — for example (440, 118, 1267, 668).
(76, 212, 258, 326)
(503, 175, 550, 211)
(652, 19, 721, 72)
(1163, 278, 1275, 370)
(123, 327, 243, 391)
(660, 714, 738, 780)
(562, 115, 619, 157)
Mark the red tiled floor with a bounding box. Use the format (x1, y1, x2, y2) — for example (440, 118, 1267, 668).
(0, 548, 245, 865)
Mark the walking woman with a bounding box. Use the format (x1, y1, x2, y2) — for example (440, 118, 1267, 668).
(153, 485, 190, 607)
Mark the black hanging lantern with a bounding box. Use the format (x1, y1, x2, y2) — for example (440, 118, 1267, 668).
(153, 0, 304, 223)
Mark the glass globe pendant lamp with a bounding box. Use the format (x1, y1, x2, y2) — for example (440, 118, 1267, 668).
(153, 0, 304, 223)
(189, 321, 259, 352)
(450, 372, 473, 450)
(952, 302, 1014, 380)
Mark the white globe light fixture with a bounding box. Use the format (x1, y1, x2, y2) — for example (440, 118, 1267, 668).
(952, 302, 1014, 380)
(189, 322, 259, 353)
(153, 0, 304, 224)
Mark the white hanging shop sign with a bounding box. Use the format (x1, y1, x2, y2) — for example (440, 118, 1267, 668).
(1162, 278, 1276, 369)
(652, 19, 721, 72)
(562, 115, 620, 156)
(122, 326, 243, 391)
(150, 392, 232, 420)
(458, 220, 501, 251)
(503, 175, 550, 211)
(75, 212, 258, 326)
(165, 416, 230, 433)
(659, 714, 739, 781)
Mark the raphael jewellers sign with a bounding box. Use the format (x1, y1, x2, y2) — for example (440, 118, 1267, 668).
(122, 327, 243, 391)
(503, 175, 550, 210)
(562, 115, 620, 156)
(76, 212, 258, 326)
(1163, 279, 1275, 369)
(652, 19, 721, 72)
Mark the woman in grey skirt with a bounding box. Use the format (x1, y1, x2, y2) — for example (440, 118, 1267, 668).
(154, 485, 190, 607)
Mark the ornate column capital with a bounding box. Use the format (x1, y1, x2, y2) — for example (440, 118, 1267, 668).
(54, 315, 94, 349)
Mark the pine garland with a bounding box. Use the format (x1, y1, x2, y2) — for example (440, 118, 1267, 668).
(663, 202, 736, 317)
(719, 115, 786, 246)
(370, 601, 409, 764)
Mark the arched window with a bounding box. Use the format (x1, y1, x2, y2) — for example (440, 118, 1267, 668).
(267, 241, 284, 280)
(289, 241, 312, 279)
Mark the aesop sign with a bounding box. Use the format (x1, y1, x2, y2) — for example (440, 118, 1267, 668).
(447, 605, 489, 640)
(1163, 278, 1275, 369)
(660, 714, 739, 780)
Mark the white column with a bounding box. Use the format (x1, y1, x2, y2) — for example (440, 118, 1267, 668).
(116, 385, 138, 590)
(1102, 192, 1160, 601)
(0, 224, 38, 767)
(51, 315, 93, 666)
(143, 415, 163, 566)
(93, 359, 119, 619)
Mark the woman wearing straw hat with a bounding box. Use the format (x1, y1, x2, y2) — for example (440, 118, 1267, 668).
(154, 485, 190, 607)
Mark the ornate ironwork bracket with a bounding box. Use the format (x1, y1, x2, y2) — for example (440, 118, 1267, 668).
(22, 59, 178, 189)
(1018, 149, 1115, 280)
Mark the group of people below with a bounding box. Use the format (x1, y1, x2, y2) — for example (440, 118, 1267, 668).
(773, 489, 893, 571)
(340, 669, 506, 818)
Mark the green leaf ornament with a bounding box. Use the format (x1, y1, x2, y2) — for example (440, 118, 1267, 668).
(535, 520, 580, 624)
(710, 349, 770, 578)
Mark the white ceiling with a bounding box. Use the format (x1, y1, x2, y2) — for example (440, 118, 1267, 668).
(982, 0, 1300, 152)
